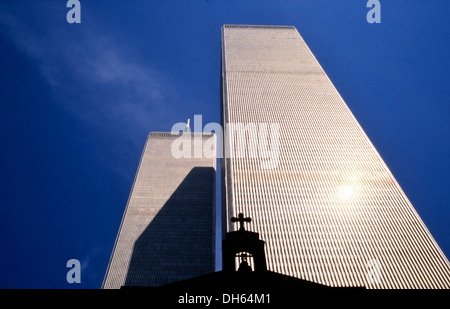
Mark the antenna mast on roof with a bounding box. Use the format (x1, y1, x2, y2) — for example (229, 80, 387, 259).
(185, 118, 191, 132)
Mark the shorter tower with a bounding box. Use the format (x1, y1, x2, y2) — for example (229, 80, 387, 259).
(103, 132, 216, 289)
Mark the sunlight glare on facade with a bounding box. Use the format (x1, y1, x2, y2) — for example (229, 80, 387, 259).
(220, 24, 450, 288)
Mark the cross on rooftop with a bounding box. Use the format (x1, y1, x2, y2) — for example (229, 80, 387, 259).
(231, 213, 252, 231)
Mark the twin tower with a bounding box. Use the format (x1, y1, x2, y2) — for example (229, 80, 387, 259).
(102, 25, 450, 289)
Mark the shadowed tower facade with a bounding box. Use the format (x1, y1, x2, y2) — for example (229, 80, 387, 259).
(103, 132, 216, 288)
(220, 25, 450, 288)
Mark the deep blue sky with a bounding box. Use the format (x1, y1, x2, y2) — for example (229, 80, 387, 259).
(0, 0, 449, 288)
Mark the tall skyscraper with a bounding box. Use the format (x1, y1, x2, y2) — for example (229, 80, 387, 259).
(103, 132, 216, 288)
(220, 25, 450, 288)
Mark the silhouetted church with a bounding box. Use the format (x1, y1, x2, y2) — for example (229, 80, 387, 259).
(122, 213, 362, 307)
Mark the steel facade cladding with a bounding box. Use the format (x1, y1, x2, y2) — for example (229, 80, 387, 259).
(221, 25, 450, 288)
(102, 132, 216, 288)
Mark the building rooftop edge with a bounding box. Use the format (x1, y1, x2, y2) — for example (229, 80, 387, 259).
(148, 132, 215, 138)
(223, 24, 296, 29)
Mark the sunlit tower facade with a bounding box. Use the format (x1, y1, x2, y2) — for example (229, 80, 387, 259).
(103, 132, 216, 288)
(220, 25, 450, 288)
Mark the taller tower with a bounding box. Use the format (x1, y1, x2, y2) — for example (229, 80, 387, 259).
(103, 132, 216, 288)
(220, 25, 450, 288)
